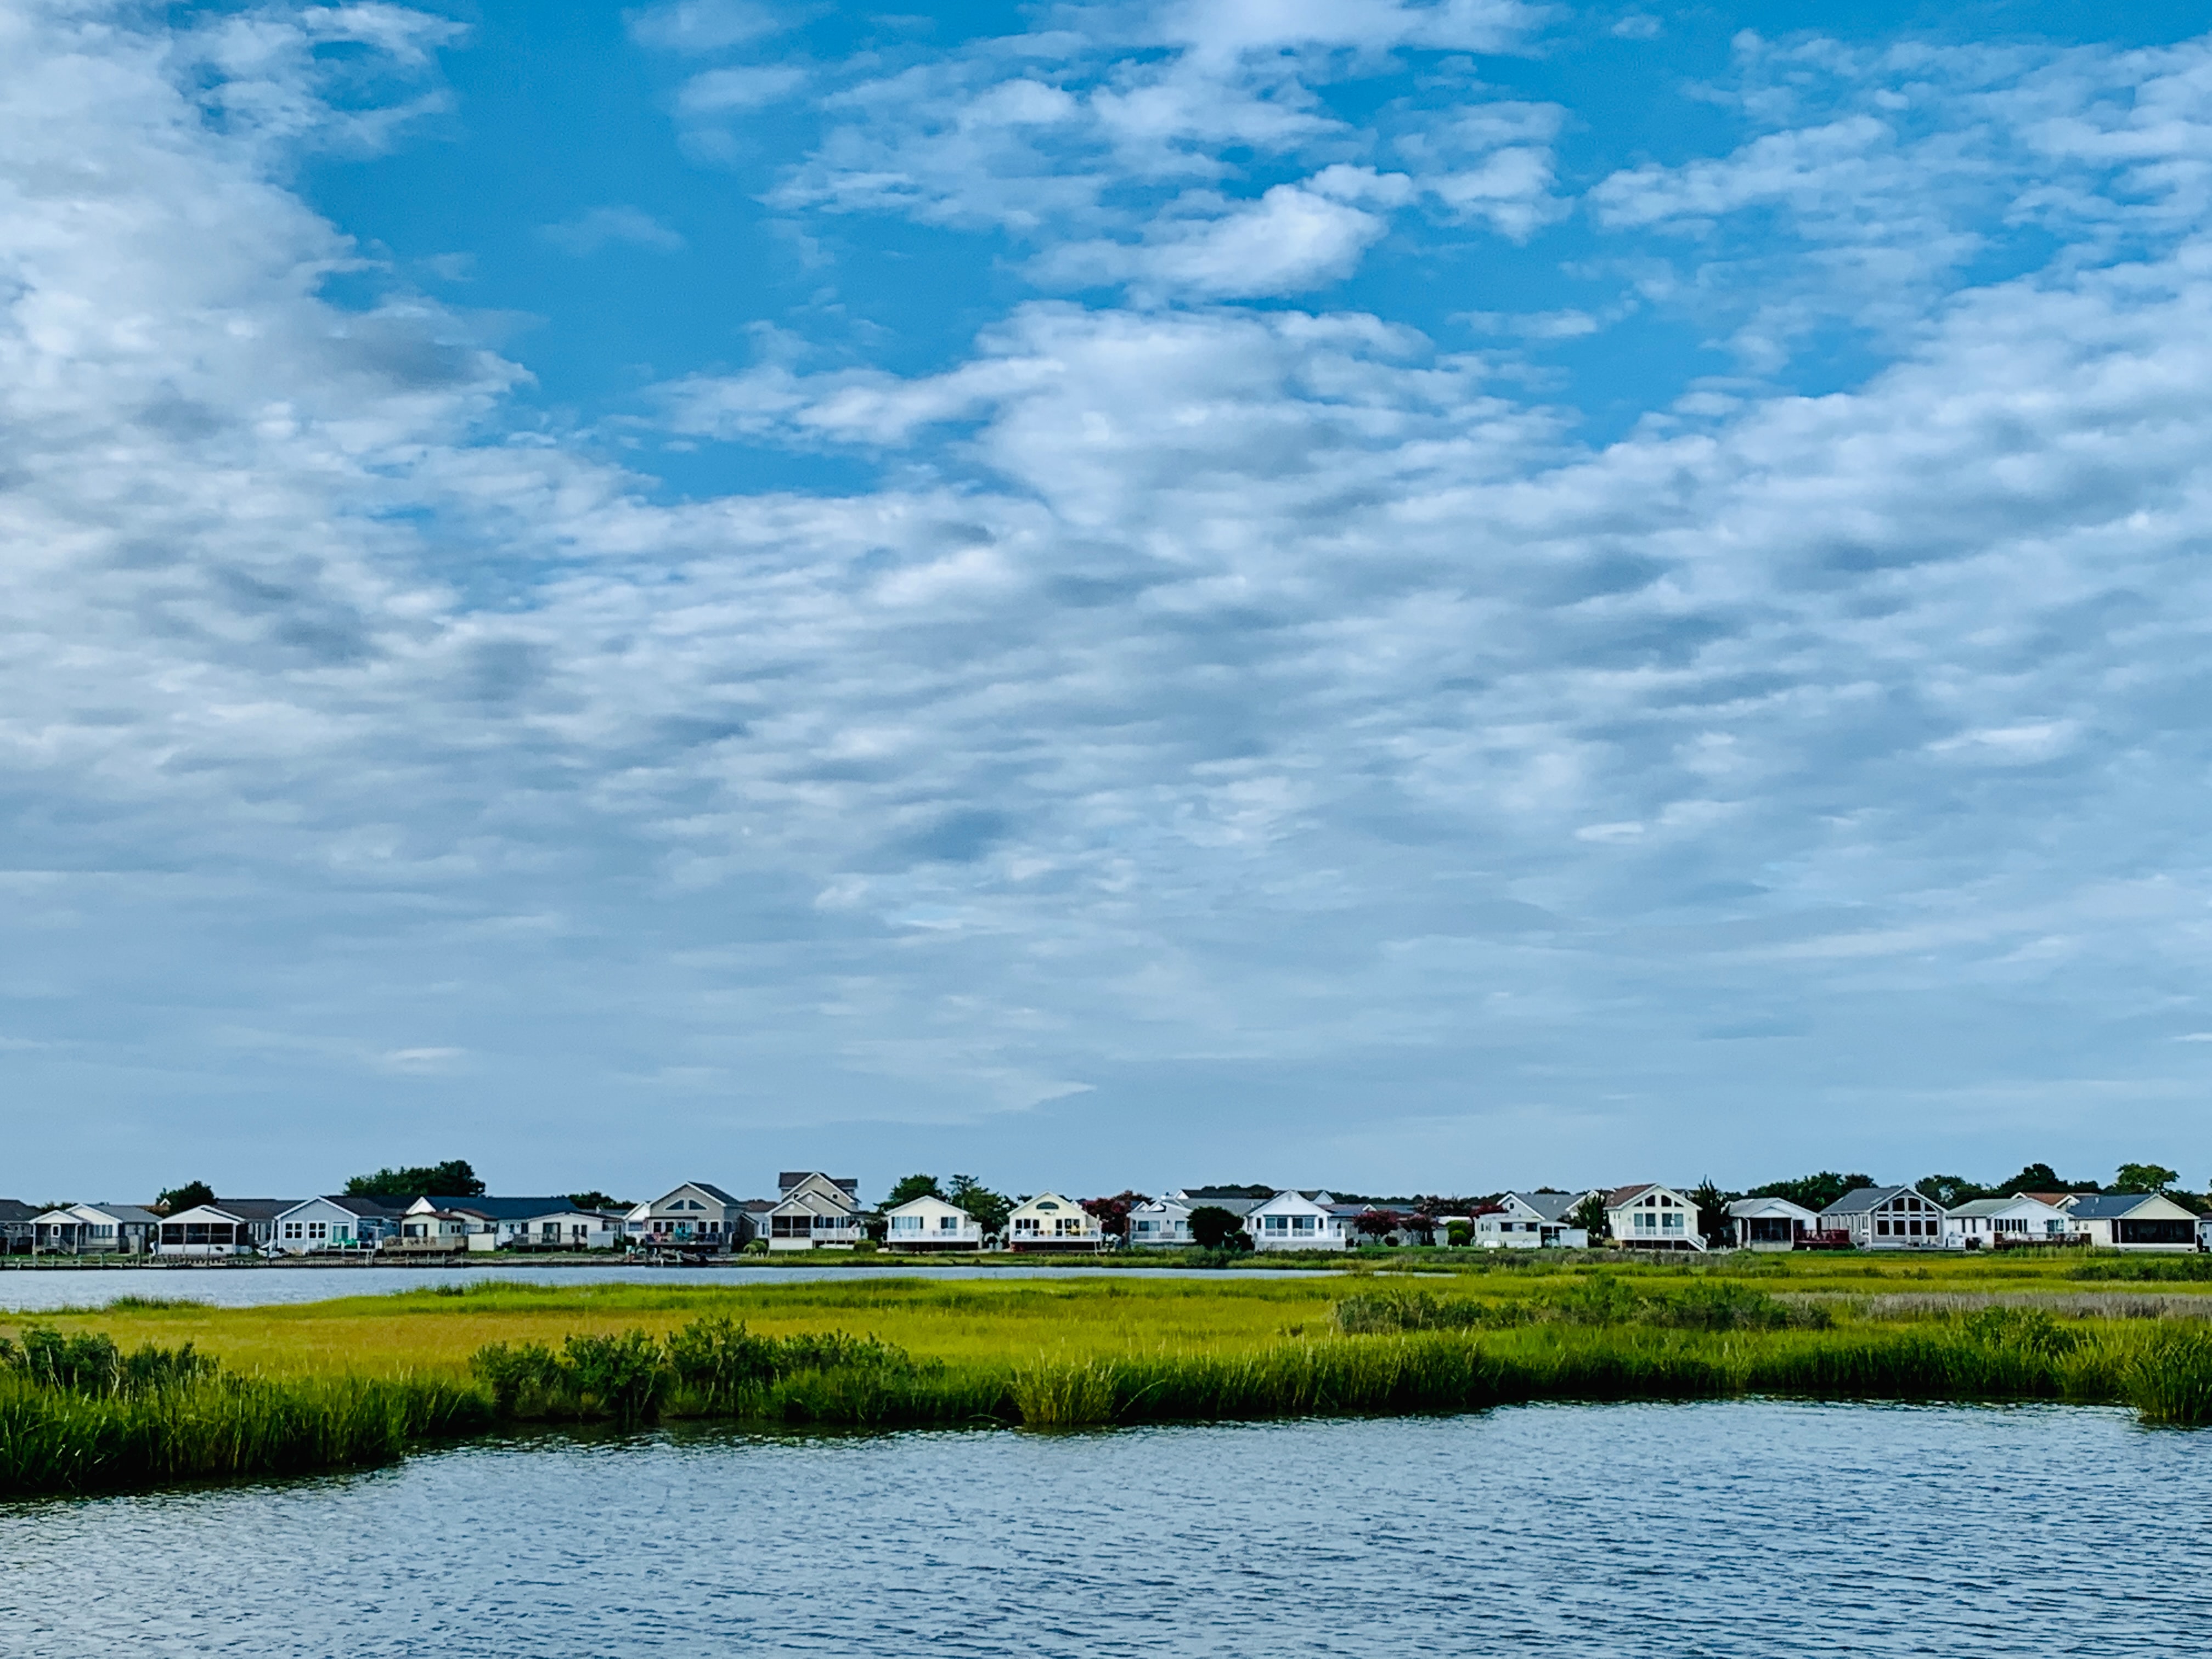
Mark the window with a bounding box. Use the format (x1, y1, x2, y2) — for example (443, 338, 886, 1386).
(1663, 1212, 1683, 1231)
(1014, 1218, 1040, 1234)
(1265, 1216, 1289, 1232)
(308, 1221, 326, 1240)
(938, 1215, 960, 1232)
(1876, 1218, 1891, 1235)
(1293, 1215, 1316, 1233)
(891, 1216, 921, 1233)
(284, 1222, 303, 1239)
(1037, 1201, 1060, 1212)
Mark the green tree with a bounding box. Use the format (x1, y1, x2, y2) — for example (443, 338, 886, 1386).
(884, 1173, 944, 1209)
(1187, 1205, 1243, 1250)
(1568, 1192, 1610, 1241)
(944, 1174, 1012, 1235)
(1689, 1179, 1732, 1248)
(566, 1192, 624, 1212)
(1916, 1173, 1990, 1209)
(345, 1159, 485, 1199)
(155, 1181, 215, 1215)
(1742, 1172, 1872, 1214)
(1991, 1163, 2098, 1197)
(2113, 1162, 2180, 1194)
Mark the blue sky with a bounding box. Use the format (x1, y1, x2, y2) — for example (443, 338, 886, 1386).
(7, 0, 2212, 1204)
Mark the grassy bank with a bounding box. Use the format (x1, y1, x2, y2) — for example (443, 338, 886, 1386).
(8, 1260, 2212, 1496)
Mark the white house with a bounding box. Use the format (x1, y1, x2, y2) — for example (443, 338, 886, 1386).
(883, 1193, 984, 1251)
(1127, 1195, 1199, 1248)
(766, 1171, 866, 1251)
(625, 1182, 757, 1251)
(1604, 1184, 1707, 1251)
(1941, 1195, 2077, 1250)
(154, 1199, 296, 1257)
(1246, 1190, 1353, 1251)
(1476, 1192, 1593, 1249)
(2063, 1193, 2200, 1250)
(1726, 1195, 1821, 1251)
(390, 1206, 480, 1254)
(272, 1195, 405, 1254)
(1816, 1186, 1946, 1249)
(1005, 1192, 1102, 1251)
(30, 1203, 161, 1256)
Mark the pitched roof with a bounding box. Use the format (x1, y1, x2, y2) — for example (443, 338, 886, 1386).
(1818, 1186, 1911, 1217)
(0, 1199, 40, 1223)
(314, 1194, 409, 1218)
(1948, 1196, 2062, 1218)
(2066, 1193, 2187, 1219)
(85, 1204, 163, 1225)
(778, 1172, 860, 1196)
(1506, 1191, 1585, 1223)
(430, 1196, 601, 1222)
(1604, 1184, 1660, 1207)
(208, 1198, 303, 1222)
(1726, 1195, 1818, 1218)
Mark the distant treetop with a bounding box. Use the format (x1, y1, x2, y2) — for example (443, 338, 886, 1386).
(345, 1159, 484, 1199)
(155, 1180, 216, 1215)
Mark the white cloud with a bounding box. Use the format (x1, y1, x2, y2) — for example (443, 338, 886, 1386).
(676, 64, 808, 115)
(1034, 183, 1389, 296)
(628, 0, 782, 53)
(540, 205, 687, 255)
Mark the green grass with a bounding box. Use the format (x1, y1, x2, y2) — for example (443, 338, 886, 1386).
(10, 1256, 2212, 1495)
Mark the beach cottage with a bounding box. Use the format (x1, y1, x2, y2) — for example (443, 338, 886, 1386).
(766, 1171, 866, 1251)
(154, 1199, 296, 1257)
(883, 1193, 985, 1251)
(1726, 1195, 1821, 1251)
(272, 1195, 404, 1254)
(1940, 1195, 2076, 1250)
(1246, 1190, 1353, 1251)
(1126, 1195, 1199, 1247)
(2062, 1193, 2200, 1250)
(31, 1203, 161, 1256)
(1815, 1186, 1947, 1249)
(1005, 1192, 1102, 1252)
(1605, 1184, 1707, 1251)
(625, 1182, 758, 1251)
(0, 1198, 37, 1254)
(1476, 1192, 1593, 1249)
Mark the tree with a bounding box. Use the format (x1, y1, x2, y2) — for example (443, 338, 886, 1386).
(945, 1174, 1012, 1236)
(1916, 1173, 1989, 1209)
(346, 1160, 484, 1199)
(1187, 1205, 1244, 1250)
(885, 1173, 944, 1209)
(1991, 1162, 2099, 1197)
(1742, 1172, 1872, 1214)
(1568, 1192, 1610, 1241)
(1689, 1179, 1731, 1248)
(155, 1181, 215, 1216)
(566, 1192, 623, 1212)
(1080, 1190, 1149, 1239)
(1354, 1207, 1404, 1243)
(2114, 1163, 2180, 1194)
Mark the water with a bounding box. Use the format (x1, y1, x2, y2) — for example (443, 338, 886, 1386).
(5, 1401, 2205, 1655)
(0, 1261, 1333, 1311)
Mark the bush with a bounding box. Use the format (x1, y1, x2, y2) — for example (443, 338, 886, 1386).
(0, 1326, 216, 1395)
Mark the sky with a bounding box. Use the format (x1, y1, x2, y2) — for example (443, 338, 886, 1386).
(7, 0, 2212, 1205)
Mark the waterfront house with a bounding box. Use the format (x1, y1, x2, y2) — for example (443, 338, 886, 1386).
(0, 1198, 37, 1254)
(273, 1195, 405, 1254)
(1162, 1187, 1272, 1221)
(1005, 1192, 1102, 1251)
(31, 1203, 161, 1256)
(767, 1171, 866, 1251)
(155, 1199, 296, 1257)
(883, 1193, 985, 1251)
(402, 1196, 627, 1252)
(1726, 1195, 1821, 1251)
(1816, 1186, 1945, 1249)
(1940, 1195, 2076, 1250)
(1246, 1190, 1353, 1251)
(1477, 1191, 1594, 1249)
(1605, 1184, 1707, 1251)
(1127, 1194, 1199, 1247)
(625, 1182, 757, 1251)
(2061, 1192, 2200, 1250)
(391, 1206, 477, 1254)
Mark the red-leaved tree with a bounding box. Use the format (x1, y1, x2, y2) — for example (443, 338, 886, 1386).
(1080, 1190, 1149, 1239)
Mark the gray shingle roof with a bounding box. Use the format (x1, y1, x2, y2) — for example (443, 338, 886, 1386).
(0, 1199, 39, 1223)
(433, 1196, 603, 1222)
(1506, 1191, 1586, 1223)
(2066, 1193, 2171, 1219)
(1818, 1186, 1911, 1217)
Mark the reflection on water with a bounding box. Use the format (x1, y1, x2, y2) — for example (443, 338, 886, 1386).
(0, 1261, 1330, 1311)
(5, 1401, 2205, 1655)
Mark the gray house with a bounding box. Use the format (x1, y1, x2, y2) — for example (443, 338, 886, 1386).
(0, 1198, 39, 1255)
(1817, 1186, 1946, 1249)
(2063, 1193, 2199, 1250)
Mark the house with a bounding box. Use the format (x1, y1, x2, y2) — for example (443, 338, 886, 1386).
(766, 1171, 866, 1251)
(390, 1207, 478, 1254)
(154, 1199, 297, 1256)
(624, 1182, 758, 1252)
(1245, 1190, 1354, 1251)
(1941, 1195, 2077, 1250)
(1126, 1195, 1200, 1247)
(1726, 1195, 1821, 1251)
(31, 1203, 162, 1256)
(272, 1195, 405, 1254)
(1005, 1192, 1102, 1251)
(401, 1195, 627, 1252)
(1161, 1187, 1272, 1220)
(1604, 1184, 1707, 1251)
(2062, 1193, 2200, 1250)
(1816, 1186, 1945, 1249)
(1477, 1192, 1594, 1249)
(883, 1193, 984, 1251)
(0, 1198, 37, 1254)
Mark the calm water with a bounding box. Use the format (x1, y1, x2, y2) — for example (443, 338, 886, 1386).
(0, 1261, 1330, 1311)
(5, 1401, 2206, 1655)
